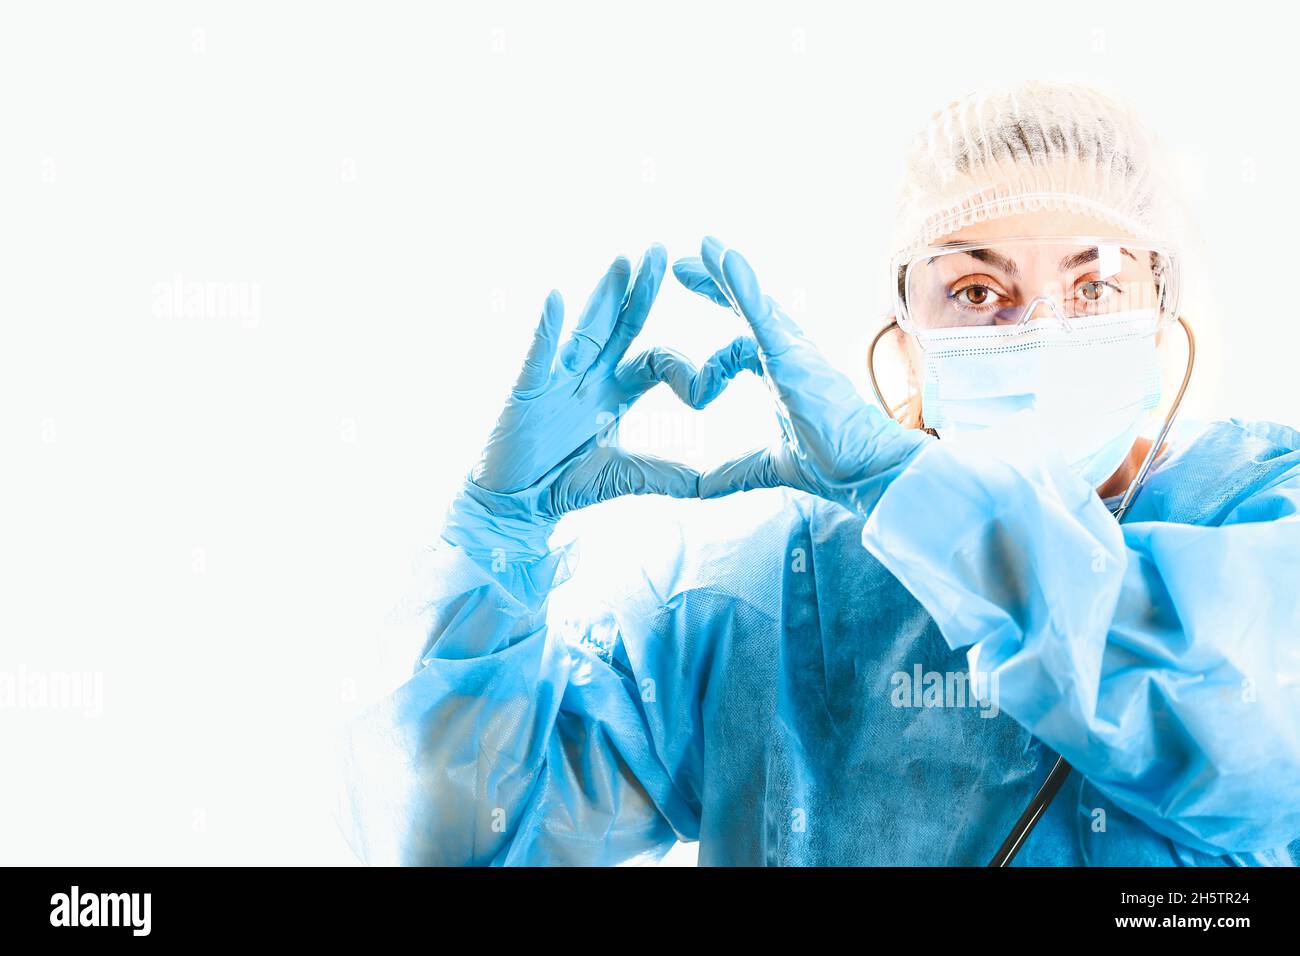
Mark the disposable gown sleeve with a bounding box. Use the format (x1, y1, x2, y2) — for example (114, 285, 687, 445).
(337, 508, 699, 865)
(860, 434, 1300, 854)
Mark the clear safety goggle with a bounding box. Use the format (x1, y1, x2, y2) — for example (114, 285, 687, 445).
(892, 236, 1181, 337)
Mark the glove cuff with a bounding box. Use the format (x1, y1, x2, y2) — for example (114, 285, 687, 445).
(440, 479, 557, 564)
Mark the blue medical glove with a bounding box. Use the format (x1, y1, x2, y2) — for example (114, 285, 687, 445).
(673, 237, 931, 514)
(444, 243, 761, 564)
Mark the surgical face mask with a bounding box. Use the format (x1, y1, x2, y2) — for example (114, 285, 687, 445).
(917, 309, 1163, 487)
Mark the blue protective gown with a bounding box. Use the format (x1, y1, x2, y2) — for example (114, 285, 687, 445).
(339, 418, 1300, 865)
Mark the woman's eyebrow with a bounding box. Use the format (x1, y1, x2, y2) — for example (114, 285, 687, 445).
(963, 247, 1019, 276)
(1059, 246, 1138, 270)
(927, 244, 1139, 274)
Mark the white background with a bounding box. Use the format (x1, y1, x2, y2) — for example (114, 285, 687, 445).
(3, 1, 1297, 865)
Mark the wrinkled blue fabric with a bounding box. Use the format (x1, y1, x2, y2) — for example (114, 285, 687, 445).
(339, 418, 1300, 866)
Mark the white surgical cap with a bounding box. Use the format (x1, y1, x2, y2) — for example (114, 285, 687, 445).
(891, 80, 1186, 262)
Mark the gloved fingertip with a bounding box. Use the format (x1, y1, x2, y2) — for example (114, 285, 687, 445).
(667, 467, 705, 500)
(641, 244, 667, 283)
(529, 292, 563, 350)
(670, 259, 732, 311)
(608, 255, 633, 280)
(732, 335, 763, 372)
(672, 256, 703, 280)
(696, 471, 735, 500)
(701, 237, 726, 274)
(619, 456, 702, 500)
(720, 248, 758, 299)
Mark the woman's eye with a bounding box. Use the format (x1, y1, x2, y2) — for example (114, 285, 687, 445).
(1076, 280, 1120, 303)
(953, 284, 999, 306)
